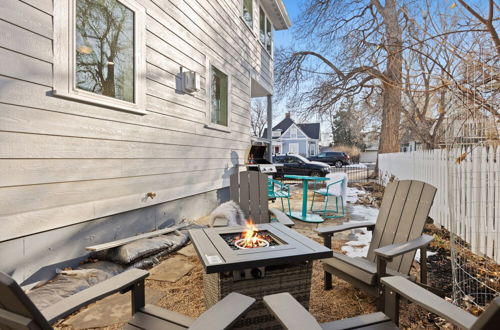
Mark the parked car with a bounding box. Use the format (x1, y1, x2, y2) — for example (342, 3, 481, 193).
(308, 152, 350, 168)
(272, 154, 331, 177)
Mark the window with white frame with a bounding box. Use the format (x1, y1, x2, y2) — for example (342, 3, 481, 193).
(290, 127, 297, 139)
(288, 143, 299, 154)
(259, 6, 273, 54)
(210, 65, 229, 127)
(242, 0, 253, 27)
(54, 0, 146, 114)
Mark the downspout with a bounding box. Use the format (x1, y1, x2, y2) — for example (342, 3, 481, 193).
(266, 95, 273, 162)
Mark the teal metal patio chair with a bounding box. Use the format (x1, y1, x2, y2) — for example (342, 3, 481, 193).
(268, 177, 291, 215)
(310, 172, 347, 218)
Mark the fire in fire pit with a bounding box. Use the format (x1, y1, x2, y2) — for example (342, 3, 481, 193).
(220, 221, 284, 250)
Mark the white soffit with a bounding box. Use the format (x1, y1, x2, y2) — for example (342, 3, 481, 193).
(261, 0, 292, 31)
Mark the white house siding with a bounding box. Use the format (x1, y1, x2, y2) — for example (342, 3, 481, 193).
(0, 0, 277, 283)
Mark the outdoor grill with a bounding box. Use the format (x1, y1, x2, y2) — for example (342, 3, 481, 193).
(189, 223, 332, 329)
(246, 142, 282, 175)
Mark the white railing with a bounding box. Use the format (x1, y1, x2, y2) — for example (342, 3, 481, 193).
(378, 147, 499, 263)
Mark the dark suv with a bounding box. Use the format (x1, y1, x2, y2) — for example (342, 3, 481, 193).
(272, 154, 331, 177)
(308, 152, 350, 168)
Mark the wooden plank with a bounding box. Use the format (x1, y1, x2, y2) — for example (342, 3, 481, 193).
(0, 20, 52, 62)
(249, 171, 261, 223)
(259, 173, 270, 223)
(320, 312, 393, 330)
(85, 224, 188, 251)
(381, 277, 476, 329)
(0, 47, 52, 86)
(239, 172, 250, 219)
(399, 183, 437, 273)
(140, 304, 194, 327)
(366, 181, 400, 262)
(376, 181, 412, 252)
(189, 292, 255, 330)
(263, 293, 322, 330)
(127, 312, 186, 330)
(42, 269, 149, 324)
(0, 179, 227, 242)
(230, 170, 240, 204)
(0, 0, 52, 38)
(388, 181, 425, 271)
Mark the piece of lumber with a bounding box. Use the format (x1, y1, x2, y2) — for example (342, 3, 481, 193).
(263, 292, 321, 330)
(381, 277, 477, 329)
(41, 269, 149, 324)
(374, 235, 433, 260)
(189, 292, 255, 330)
(320, 312, 395, 330)
(269, 208, 295, 227)
(315, 221, 376, 236)
(140, 304, 194, 327)
(85, 224, 188, 251)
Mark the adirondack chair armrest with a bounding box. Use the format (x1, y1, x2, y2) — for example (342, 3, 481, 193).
(269, 208, 295, 227)
(381, 276, 477, 329)
(315, 221, 376, 237)
(41, 269, 149, 324)
(374, 234, 433, 261)
(189, 292, 255, 330)
(263, 293, 322, 330)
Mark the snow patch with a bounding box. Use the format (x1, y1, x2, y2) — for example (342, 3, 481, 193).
(414, 249, 438, 263)
(345, 163, 368, 168)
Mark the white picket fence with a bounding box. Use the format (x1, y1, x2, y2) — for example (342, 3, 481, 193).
(378, 147, 500, 263)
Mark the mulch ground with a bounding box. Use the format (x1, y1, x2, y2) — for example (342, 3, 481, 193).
(56, 181, 499, 329)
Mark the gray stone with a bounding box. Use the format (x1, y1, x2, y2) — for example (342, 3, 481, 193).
(63, 287, 164, 329)
(148, 255, 194, 282)
(177, 244, 198, 257)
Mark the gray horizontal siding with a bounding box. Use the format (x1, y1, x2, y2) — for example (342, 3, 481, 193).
(0, 0, 274, 241)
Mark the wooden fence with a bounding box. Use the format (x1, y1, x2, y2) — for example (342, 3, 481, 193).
(378, 147, 499, 263)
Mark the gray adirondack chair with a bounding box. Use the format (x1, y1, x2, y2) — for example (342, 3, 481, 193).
(0, 269, 254, 330)
(315, 180, 437, 306)
(263, 277, 500, 330)
(229, 170, 294, 227)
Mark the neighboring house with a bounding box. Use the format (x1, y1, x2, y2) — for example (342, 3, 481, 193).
(263, 113, 320, 157)
(0, 0, 291, 284)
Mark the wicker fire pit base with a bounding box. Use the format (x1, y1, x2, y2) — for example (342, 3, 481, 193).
(203, 261, 313, 329)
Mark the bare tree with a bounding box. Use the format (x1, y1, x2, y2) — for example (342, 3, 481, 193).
(276, 0, 405, 155)
(250, 98, 267, 137)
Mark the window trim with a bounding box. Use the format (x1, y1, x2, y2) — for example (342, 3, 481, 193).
(241, 0, 253, 29)
(53, 0, 147, 115)
(258, 5, 274, 57)
(205, 58, 232, 133)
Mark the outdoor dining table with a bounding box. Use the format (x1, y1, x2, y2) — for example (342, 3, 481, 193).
(284, 174, 329, 223)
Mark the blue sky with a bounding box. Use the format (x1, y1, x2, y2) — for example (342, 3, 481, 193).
(274, 0, 301, 49)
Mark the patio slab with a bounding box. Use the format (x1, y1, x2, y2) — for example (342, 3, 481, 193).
(177, 243, 198, 257)
(148, 255, 194, 282)
(62, 287, 164, 329)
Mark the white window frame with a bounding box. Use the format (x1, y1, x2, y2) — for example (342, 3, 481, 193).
(241, 0, 253, 29)
(258, 5, 273, 57)
(53, 0, 147, 115)
(205, 58, 232, 132)
(288, 143, 299, 154)
(290, 126, 298, 139)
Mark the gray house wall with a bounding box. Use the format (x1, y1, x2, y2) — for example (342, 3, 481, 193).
(0, 0, 277, 283)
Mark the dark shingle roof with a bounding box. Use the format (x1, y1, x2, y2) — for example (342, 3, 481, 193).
(298, 123, 320, 139)
(262, 118, 320, 140)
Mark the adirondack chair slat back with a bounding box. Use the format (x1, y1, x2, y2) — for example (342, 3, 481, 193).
(0, 272, 52, 329)
(471, 297, 500, 330)
(230, 171, 269, 224)
(366, 180, 437, 275)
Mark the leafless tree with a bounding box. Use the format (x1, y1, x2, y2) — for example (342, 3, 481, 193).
(250, 98, 267, 137)
(276, 0, 405, 155)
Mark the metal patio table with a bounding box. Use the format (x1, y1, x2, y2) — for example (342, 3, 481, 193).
(284, 174, 329, 223)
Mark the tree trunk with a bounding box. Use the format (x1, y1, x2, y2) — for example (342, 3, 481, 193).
(378, 0, 402, 155)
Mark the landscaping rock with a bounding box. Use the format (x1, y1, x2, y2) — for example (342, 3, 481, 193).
(148, 255, 194, 282)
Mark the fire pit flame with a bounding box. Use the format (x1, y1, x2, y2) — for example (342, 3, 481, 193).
(234, 220, 270, 249)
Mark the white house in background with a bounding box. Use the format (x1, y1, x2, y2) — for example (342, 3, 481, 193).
(0, 0, 290, 285)
(263, 113, 321, 157)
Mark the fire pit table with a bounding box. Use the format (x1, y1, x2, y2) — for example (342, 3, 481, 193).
(189, 223, 332, 329)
